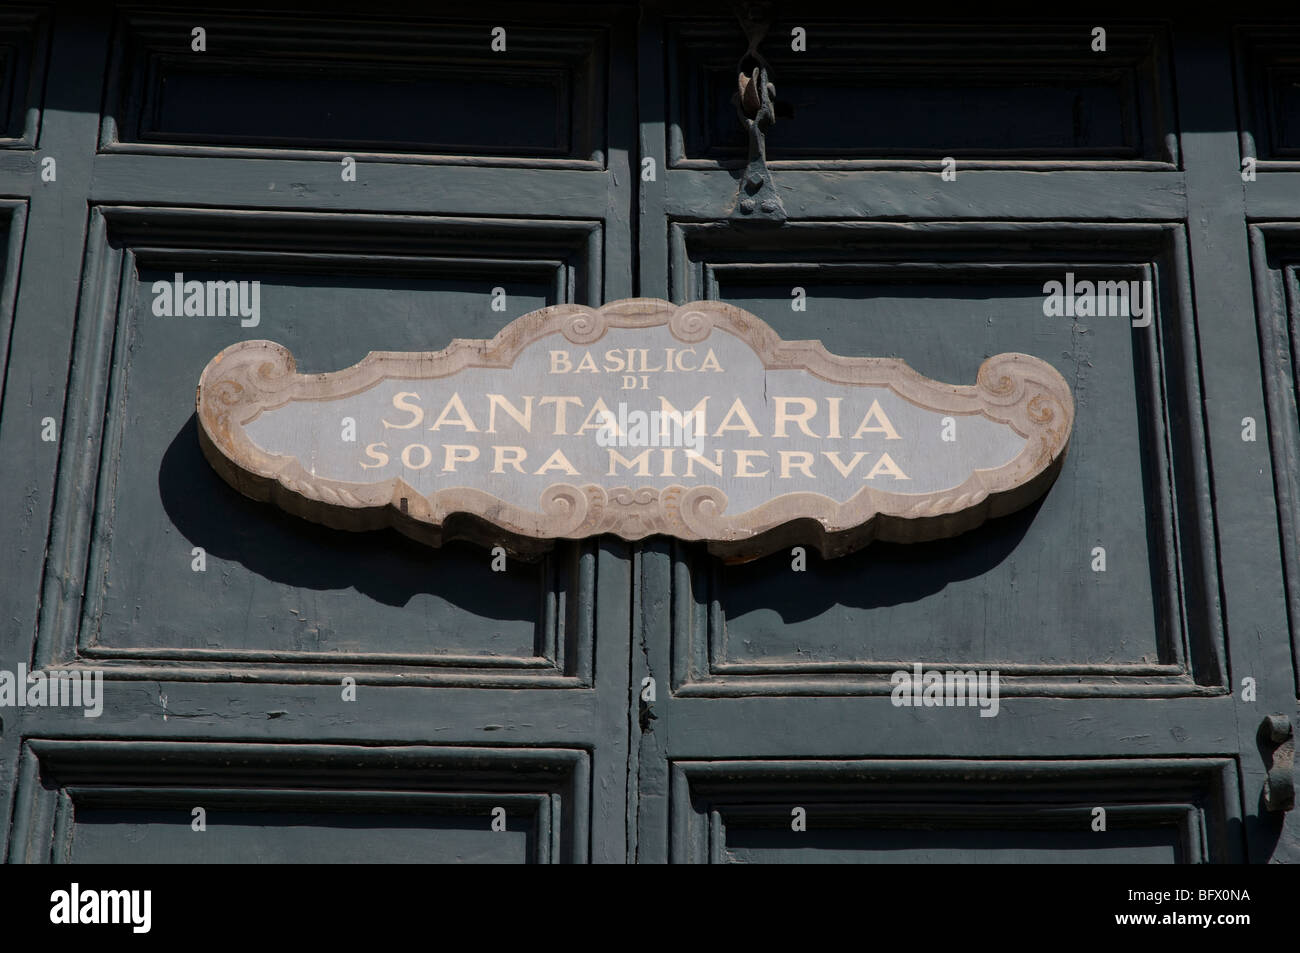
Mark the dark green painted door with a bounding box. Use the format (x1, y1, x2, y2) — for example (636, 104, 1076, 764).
(0, 0, 637, 864)
(628, 8, 1296, 863)
(0, 1, 1296, 863)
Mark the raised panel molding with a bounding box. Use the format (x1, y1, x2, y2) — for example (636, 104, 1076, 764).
(1235, 27, 1300, 170)
(667, 19, 1177, 170)
(102, 10, 610, 166)
(666, 221, 1223, 697)
(11, 740, 591, 863)
(0, 7, 48, 149)
(1248, 222, 1300, 696)
(0, 198, 30, 427)
(671, 758, 1242, 863)
(33, 205, 603, 685)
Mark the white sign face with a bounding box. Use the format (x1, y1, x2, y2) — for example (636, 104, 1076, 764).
(197, 298, 1074, 561)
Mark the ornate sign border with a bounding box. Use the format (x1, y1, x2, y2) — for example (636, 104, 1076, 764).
(196, 298, 1074, 561)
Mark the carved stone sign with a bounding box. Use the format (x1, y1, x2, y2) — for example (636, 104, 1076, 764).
(196, 298, 1073, 561)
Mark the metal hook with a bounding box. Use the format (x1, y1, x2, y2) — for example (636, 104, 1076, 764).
(730, 3, 785, 222)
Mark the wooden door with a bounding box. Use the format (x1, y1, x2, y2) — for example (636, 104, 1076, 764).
(627, 7, 1296, 864)
(0, 2, 1296, 864)
(0, 0, 638, 864)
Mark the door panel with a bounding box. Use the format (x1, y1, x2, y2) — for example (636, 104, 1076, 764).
(633, 7, 1295, 864)
(15, 740, 590, 864)
(0, 7, 48, 149)
(0, 0, 636, 864)
(105, 12, 609, 164)
(1249, 224, 1300, 699)
(1, 2, 1297, 864)
(668, 22, 1177, 166)
(667, 222, 1218, 691)
(50, 208, 597, 674)
(673, 758, 1240, 864)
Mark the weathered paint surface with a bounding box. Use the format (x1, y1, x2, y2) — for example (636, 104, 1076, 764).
(0, 3, 1294, 863)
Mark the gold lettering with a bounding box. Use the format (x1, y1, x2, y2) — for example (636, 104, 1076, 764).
(852, 399, 901, 440)
(486, 394, 532, 434)
(576, 397, 618, 436)
(535, 449, 579, 475)
(659, 395, 708, 438)
(442, 444, 480, 471)
(360, 442, 389, 469)
(734, 449, 769, 477)
(865, 452, 909, 480)
(827, 397, 842, 439)
(779, 450, 816, 479)
(774, 397, 818, 438)
(822, 451, 869, 478)
(608, 448, 653, 476)
(383, 392, 423, 429)
(538, 396, 583, 435)
(714, 397, 761, 437)
(401, 443, 432, 470)
(428, 392, 480, 432)
(684, 449, 724, 477)
(492, 446, 527, 474)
